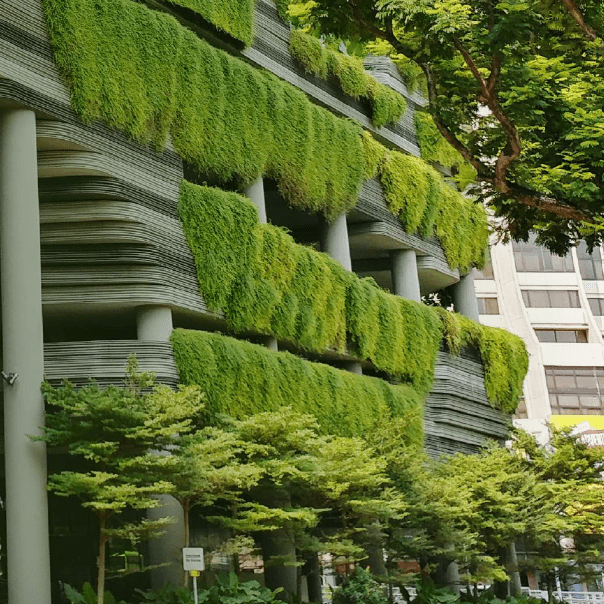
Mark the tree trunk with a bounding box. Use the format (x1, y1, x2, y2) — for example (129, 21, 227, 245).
(305, 553, 323, 604)
(97, 512, 108, 604)
(507, 542, 522, 597)
(183, 501, 190, 588)
(259, 488, 297, 602)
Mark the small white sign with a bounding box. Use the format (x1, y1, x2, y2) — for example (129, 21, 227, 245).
(183, 547, 205, 571)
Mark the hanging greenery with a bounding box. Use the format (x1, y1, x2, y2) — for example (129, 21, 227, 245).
(178, 182, 527, 410)
(290, 30, 407, 128)
(414, 112, 477, 190)
(42, 0, 365, 219)
(167, 0, 255, 46)
(170, 329, 424, 441)
(360, 134, 488, 271)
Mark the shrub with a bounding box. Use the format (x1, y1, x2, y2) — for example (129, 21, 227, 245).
(178, 183, 527, 410)
(290, 30, 407, 128)
(331, 568, 388, 604)
(198, 572, 283, 604)
(42, 0, 365, 219)
(170, 329, 424, 440)
(415, 112, 477, 190)
(168, 0, 255, 46)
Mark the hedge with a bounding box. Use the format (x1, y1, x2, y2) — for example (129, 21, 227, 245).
(170, 329, 424, 442)
(414, 112, 477, 190)
(178, 182, 527, 409)
(290, 30, 407, 128)
(361, 133, 488, 271)
(42, 0, 365, 219)
(168, 0, 255, 46)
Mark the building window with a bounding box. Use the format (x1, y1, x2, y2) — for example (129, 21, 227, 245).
(515, 397, 528, 420)
(473, 259, 494, 280)
(521, 290, 580, 308)
(588, 298, 604, 316)
(512, 240, 574, 272)
(477, 297, 499, 314)
(546, 366, 604, 414)
(577, 242, 604, 280)
(535, 329, 588, 343)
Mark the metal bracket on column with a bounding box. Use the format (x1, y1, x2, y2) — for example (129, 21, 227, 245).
(1, 371, 18, 385)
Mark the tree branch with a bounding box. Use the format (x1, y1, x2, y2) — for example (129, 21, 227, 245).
(560, 0, 599, 41)
(495, 183, 594, 223)
(453, 38, 522, 191)
(422, 63, 489, 177)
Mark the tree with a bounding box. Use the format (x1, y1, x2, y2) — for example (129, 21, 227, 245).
(292, 0, 604, 254)
(513, 428, 604, 595)
(37, 357, 204, 604)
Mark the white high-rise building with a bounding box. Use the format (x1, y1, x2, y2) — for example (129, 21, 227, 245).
(475, 238, 604, 445)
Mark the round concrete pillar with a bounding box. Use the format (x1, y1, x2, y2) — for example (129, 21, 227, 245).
(320, 213, 352, 272)
(136, 306, 184, 586)
(452, 272, 480, 321)
(245, 177, 268, 224)
(136, 305, 173, 341)
(391, 249, 421, 302)
(345, 361, 363, 375)
(0, 109, 52, 604)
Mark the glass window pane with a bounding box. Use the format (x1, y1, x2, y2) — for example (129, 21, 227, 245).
(580, 396, 601, 408)
(558, 395, 580, 408)
(556, 330, 577, 343)
(589, 299, 602, 315)
(523, 252, 541, 272)
(579, 260, 596, 280)
(528, 291, 550, 307)
(536, 330, 556, 342)
(549, 291, 568, 307)
(547, 375, 556, 389)
(555, 375, 577, 390)
(522, 291, 530, 305)
(569, 291, 580, 307)
(576, 375, 598, 391)
(485, 298, 499, 314)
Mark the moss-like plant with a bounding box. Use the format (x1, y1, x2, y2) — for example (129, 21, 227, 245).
(436, 309, 529, 414)
(170, 329, 424, 441)
(167, 0, 255, 46)
(290, 30, 407, 128)
(415, 112, 477, 190)
(42, 0, 365, 219)
(360, 134, 488, 270)
(178, 182, 527, 409)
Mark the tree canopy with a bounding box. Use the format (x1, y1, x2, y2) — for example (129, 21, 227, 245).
(292, 0, 604, 254)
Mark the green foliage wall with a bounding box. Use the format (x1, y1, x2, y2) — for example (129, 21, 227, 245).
(170, 329, 424, 442)
(414, 112, 477, 190)
(42, 0, 364, 219)
(290, 30, 407, 128)
(168, 0, 255, 46)
(178, 182, 527, 409)
(361, 133, 488, 271)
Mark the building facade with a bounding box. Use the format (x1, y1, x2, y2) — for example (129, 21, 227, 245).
(475, 239, 604, 444)
(0, 0, 527, 602)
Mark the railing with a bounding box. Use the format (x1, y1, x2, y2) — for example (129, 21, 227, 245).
(523, 588, 604, 604)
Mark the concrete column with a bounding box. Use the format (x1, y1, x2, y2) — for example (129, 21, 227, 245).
(320, 214, 352, 272)
(507, 542, 523, 597)
(136, 306, 185, 587)
(0, 109, 52, 604)
(260, 489, 297, 601)
(136, 305, 173, 341)
(245, 179, 278, 351)
(344, 361, 363, 375)
(245, 177, 268, 224)
(391, 249, 421, 302)
(452, 272, 480, 321)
